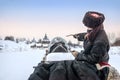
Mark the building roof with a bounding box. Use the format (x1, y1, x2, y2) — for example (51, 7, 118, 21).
(43, 34, 49, 41)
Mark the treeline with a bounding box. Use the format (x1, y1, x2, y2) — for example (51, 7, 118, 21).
(107, 33, 120, 46)
(1, 32, 120, 46)
(2, 36, 31, 44)
(0, 35, 82, 48)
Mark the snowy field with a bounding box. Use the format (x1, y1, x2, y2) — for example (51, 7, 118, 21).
(0, 40, 120, 80)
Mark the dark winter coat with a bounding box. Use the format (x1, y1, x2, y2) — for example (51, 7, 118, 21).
(76, 29, 110, 64)
(28, 60, 100, 80)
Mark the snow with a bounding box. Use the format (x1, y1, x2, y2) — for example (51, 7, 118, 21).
(109, 46, 120, 55)
(0, 40, 120, 80)
(0, 49, 46, 80)
(0, 40, 30, 52)
(46, 52, 75, 61)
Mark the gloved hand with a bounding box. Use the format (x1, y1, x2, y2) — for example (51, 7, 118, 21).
(71, 50, 78, 57)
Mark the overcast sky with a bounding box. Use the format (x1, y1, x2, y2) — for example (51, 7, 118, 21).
(0, 0, 120, 42)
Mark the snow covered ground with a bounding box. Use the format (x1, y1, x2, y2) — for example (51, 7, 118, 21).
(0, 40, 120, 80)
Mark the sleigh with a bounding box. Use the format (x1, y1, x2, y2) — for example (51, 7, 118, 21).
(30, 37, 120, 80)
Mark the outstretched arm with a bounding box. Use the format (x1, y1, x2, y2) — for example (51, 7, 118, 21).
(73, 33, 87, 41)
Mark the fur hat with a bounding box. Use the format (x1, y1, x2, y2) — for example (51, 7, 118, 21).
(83, 11, 105, 28)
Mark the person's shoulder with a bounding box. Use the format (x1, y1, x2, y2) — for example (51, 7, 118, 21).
(98, 30, 106, 36)
(95, 30, 108, 42)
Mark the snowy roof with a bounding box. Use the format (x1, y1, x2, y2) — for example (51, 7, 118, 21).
(36, 43, 42, 46)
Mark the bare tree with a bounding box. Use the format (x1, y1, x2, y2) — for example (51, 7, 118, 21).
(0, 37, 2, 40)
(4, 36, 15, 41)
(107, 33, 116, 45)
